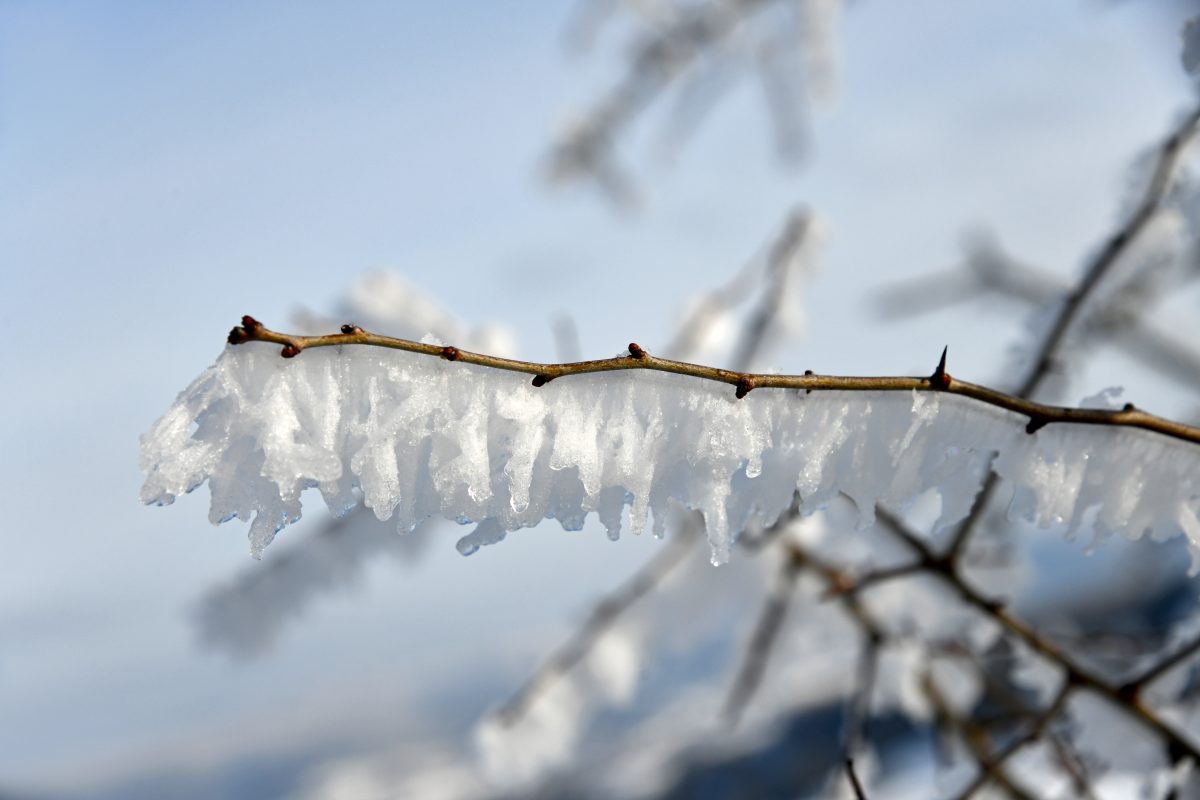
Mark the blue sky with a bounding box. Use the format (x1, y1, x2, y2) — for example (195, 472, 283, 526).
(1, 1, 1198, 797)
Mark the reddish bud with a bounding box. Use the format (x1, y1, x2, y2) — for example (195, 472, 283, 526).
(340, 323, 358, 335)
(227, 327, 247, 345)
(440, 346, 460, 361)
(280, 344, 299, 359)
(735, 377, 755, 399)
(1025, 417, 1047, 435)
(241, 315, 262, 331)
(628, 342, 647, 359)
(1123, 402, 1136, 412)
(531, 374, 551, 387)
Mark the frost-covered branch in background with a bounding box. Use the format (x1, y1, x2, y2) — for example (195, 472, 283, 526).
(549, 0, 842, 203)
(874, 232, 1200, 394)
(488, 209, 814, 735)
(193, 272, 517, 657)
(140, 315, 1200, 562)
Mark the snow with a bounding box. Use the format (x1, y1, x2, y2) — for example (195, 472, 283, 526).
(141, 342, 1200, 564)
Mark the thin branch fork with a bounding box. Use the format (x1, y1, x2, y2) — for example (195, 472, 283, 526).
(937, 102, 1200, 564)
(228, 317, 1200, 448)
(871, 510, 1200, 766)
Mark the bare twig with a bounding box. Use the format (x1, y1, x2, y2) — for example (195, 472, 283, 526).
(1120, 628, 1200, 699)
(872, 509, 1200, 765)
(924, 672, 1055, 800)
(227, 318, 1200, 448)
(844, 757, 868, 800)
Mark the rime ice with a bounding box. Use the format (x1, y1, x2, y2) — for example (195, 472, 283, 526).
(141, 344, 1200, 563)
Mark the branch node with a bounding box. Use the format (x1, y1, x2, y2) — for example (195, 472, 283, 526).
(735, 376, 756, 399)
(980, 596, 1007, 614)
(628, 342, 647, 360)
(1115, 681, 1139, 702)
(280, 344, 300, 359)
(930, 346, 951, 390)
(440, 346, 460, 362)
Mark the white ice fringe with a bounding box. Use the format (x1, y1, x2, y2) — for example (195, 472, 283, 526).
(141, 344, 1200, 564)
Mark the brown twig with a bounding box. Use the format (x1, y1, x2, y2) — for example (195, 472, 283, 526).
(1119, 627, 1200, 700)
(924, 671, 1058, 800)
(871, 509, 1200, 765)
(227, 317, 1200, 448)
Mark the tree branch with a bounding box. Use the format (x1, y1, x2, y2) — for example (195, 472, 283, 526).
(227, 317, 1200, 448)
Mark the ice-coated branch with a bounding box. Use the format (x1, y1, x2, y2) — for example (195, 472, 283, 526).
(489, 209, 813, 727)
(226, 317, 1200, 447)
(938, 103, 1200, 565)
(142, 314, 1200, 563)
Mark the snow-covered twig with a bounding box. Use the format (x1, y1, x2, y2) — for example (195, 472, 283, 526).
(941, 103, 1200, 564)
(225, 317, 1200, 448)
(491, 210, 814, 728)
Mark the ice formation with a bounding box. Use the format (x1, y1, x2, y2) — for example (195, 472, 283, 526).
(140, 343, 1200, 564)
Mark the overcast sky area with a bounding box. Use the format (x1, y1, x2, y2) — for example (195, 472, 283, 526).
(2, 2, 1199, 798)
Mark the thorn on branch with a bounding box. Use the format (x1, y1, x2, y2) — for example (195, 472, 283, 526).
(930, 346, 951, 390)
(735, 376, 756, 399)
(531, 374, 554, 387)
(440, 346, 460, 362)
(628, 342, 647, 359)
(280, 344, 299, 359)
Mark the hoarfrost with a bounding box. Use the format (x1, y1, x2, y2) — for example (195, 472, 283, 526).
(141, 343, 1200, 563)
